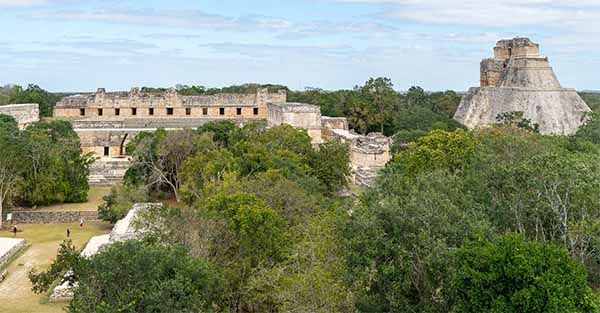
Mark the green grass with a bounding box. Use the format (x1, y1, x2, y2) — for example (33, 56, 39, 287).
(36, 186, 112, 212)
(0, 221, 112, 313)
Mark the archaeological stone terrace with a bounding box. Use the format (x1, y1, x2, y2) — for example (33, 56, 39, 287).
(454, 37, 591, 135)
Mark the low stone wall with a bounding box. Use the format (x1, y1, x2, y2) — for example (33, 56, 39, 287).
(10, 211, 99, 224)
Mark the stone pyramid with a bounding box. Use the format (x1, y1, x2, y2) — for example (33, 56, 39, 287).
(454, 38, 590, 135)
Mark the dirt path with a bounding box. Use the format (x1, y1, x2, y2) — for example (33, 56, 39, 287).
(0, 222, 111, 313)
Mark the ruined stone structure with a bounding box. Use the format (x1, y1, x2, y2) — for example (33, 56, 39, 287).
(55, 87, 286, 157)
(322, 125, 391, 187)
(0, 103, 39, 128)
(267, 102, 323, 145)
(455, 38, 591, 135)
(54, 88, 286, 185)
(54, 87, 391, 187)
(267, 102, 392, 186)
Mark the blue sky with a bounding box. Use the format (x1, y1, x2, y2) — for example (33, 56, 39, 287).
(1, 0, 599, 92)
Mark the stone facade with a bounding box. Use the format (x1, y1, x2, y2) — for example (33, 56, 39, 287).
(54, 87, 391, 187)
(54, 88, 287, 160)
(455, 37, 591, 135)
(9, 210, 98, 224)
(0, 103, 39, 128)
(267, 102, 323, 145)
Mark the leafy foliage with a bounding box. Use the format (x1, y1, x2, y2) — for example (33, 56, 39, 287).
(0, 84, 62, 117)
(453, 234, 598, 313)
(97, 185, 149, 223)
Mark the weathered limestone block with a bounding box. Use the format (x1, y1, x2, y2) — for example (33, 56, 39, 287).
(455, 38, 591, 135)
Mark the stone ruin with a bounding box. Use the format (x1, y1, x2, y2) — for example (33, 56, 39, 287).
(49, 203, 160, 302)
(0, 103, 39, 129)
(454, 37, 591, 135)
(52, 87, 393, 187)
(266, 103, 392, 186)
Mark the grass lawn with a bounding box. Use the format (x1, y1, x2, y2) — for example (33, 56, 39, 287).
(36, 186, 112, 212)
(0, 221, 112, 313)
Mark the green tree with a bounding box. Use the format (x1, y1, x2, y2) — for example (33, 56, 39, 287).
(452, 234, 598, 313)
(346, 171, 491, 313)
(11, 84, 61, 117)
(0, 115, 22, 228)
(97, 185, 149, 223)
(202, 192, 289, 311)
(359, 77, 397, 133)
(391, 129, 478, 177)
(32, 240, 224, 313)
(310, 140, 350, 193)
(574, 112, 600, 145)
(20, 120, 93, 205)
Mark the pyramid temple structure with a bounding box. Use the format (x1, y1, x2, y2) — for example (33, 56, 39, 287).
(454, 37, 591, 135)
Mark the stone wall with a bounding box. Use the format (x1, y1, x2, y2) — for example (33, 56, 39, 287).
(267, 102, 323, 145)
(321, 116, 349, 130)
(9, 211, 99, 224)
(0, 103, 39, 128)
(55, 88, 286, 121)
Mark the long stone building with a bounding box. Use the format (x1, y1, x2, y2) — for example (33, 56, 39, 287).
(454, 37, 590, 135)
(54, 87, 391, 186)
(54, 87, 287, 157)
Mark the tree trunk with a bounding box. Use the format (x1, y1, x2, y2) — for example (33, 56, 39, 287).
(0, 199, 3, 229)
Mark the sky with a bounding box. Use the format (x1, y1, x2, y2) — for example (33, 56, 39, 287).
(1, 0, 599, 92)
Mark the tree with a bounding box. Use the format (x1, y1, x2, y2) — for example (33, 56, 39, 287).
(97, 185, 149, 223)
(126, 129, 212, 202)
(20, 120, 93, 205)
(359, 78, 397, 133)
(310, 140, 350, 193)
(346, 171, 491, 313)
(390, 129, 478, 177)
(574, 112, 600, 145)
(11, 84, 61, 117)
(31, 240, 224, 313)
(0, 115, 22, 228)
(452, 234, 598, 313)
(201, 192, 289, 311)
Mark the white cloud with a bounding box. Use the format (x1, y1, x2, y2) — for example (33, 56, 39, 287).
(0, 0, 47, 6)
(336, 0, 600, 29)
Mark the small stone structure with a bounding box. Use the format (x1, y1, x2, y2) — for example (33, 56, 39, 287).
(455, 37, 591, 135)
(323, 128, 391, 187)
(0, 103, 39, 128)
(49, 203, 160, 302)
(0, 237, 26, 268)
(267, 102, 323, 145)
